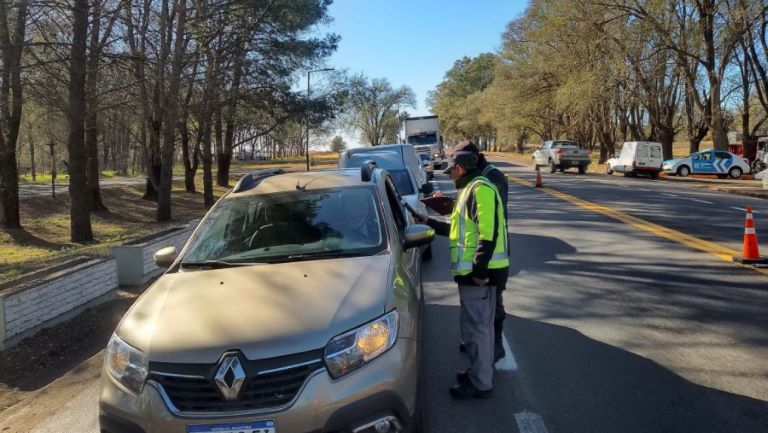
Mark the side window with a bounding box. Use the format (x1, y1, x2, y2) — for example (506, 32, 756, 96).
(542, 143, 551, 150)
(650, 146, 662, 158)
(701, 152, 712, 161)
(384, 176, 407, 236)
(715, 152, 731, 160)
(692, 153, 701, 160)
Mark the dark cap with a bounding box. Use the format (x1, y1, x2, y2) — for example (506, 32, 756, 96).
(443, 140, 479, 173)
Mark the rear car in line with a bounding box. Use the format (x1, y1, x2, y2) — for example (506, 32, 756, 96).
(532, 140, 591, 174)
(99, 166, 434, 433)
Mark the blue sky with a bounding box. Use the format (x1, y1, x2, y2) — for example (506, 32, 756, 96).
(323, 0, 529, 117)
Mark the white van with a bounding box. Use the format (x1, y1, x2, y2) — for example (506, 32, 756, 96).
(606, 141, 664, 178)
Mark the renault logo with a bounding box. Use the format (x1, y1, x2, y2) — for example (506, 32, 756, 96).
(214, 355, 246, 401)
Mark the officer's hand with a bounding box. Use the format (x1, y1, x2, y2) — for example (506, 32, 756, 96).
(473, 277, 490, 286)
(431, 191, 444, 198)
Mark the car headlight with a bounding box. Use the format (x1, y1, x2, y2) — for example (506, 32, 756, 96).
(105, 333, 148, 394)
(324, 310, 399, 379)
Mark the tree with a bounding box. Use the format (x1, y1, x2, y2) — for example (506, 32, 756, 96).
(0, 0, 28, 228)
(343, 74, 416, 146)
(67, 0, 93, 242)
(330, 135, 346, 153)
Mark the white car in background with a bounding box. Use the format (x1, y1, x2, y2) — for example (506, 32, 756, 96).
(662, 149, 750, 179)
(417, 151, 434, 180)
(606, 141, 664, 178)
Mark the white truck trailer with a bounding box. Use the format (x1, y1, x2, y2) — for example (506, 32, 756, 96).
(405, 115, 443, 169)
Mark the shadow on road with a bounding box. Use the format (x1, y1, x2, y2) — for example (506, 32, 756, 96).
(423, 304, 768, 433)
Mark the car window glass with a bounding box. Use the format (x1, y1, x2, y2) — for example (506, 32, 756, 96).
(388, 169, 415, 195)
(650, 146, 662, 158)
(700, 152, 712, 161)
(384, 176, 407, 235)
(637, 144, 650, 158)
(715, 152, 731, 160)
(182, 187, 386, 263)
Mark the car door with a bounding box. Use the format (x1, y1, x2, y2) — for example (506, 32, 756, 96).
(649, 144, 663, 168)
(535, 142, 550, 165)
(714, 151, 733, 173)
(636, 143, 650, 168)
(692, 151, 714, 173)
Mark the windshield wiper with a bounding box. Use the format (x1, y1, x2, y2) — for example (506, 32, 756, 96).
(282, 251, 370, 262)
(180, 260, 255, 269)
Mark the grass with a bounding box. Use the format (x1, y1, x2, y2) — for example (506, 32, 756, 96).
(0, 178, 229, 282)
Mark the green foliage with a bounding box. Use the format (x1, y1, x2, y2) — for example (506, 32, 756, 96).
(330, 135, 347, 153)
(341, 74, 416, 146)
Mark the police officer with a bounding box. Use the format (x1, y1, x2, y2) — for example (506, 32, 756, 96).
(416, 141, 509, 399)
(463, 141, 510, 361)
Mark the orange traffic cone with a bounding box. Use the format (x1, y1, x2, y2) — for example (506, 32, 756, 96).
(535, 165, 543, 188)
(733, 206, 768, 265)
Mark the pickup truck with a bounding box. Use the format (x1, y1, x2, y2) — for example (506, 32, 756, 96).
(532, 140, 591, 174)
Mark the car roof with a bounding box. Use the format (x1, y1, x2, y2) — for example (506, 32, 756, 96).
(343, 151, 406, 170)
(228, 169, 379, 197)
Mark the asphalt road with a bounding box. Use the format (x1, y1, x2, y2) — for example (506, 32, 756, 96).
(5, 163, 768, 433)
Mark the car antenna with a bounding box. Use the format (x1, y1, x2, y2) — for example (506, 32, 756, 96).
(296, 173, 306, 191)
(296, 172, 336, 191)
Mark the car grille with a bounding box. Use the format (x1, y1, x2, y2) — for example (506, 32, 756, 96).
(149, 357, 324, 414)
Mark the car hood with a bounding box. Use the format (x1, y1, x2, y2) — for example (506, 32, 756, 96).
(663, 158, 681, 165)
(117, 255, 392, 363)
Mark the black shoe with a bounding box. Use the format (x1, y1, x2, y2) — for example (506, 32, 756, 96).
(494, 345, 506, 362)
(456, 369, 470, 386)
(449, 382, 493, 399)
(459, 342, 467, 353)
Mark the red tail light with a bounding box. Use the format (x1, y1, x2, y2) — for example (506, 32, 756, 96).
(556, 149, 563, 157)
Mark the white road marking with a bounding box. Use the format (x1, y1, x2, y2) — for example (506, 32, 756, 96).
(637, 188, 651, 192)
(662, 193, 678, 197)
(688, 198, 714, 204)
(495, 331, 518, 371)
(515, 411, 550, 433)
(732, 207, 761, 214)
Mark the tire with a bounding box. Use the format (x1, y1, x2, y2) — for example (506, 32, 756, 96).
(650, 171, 659, 179)
(677, 165, 690, 177)
(532, 158, 538, 170)
(606, 165, 614, 175)
(729, 167, 743, 179)
(578, 165, 586, 174)
(548, 159, 556, 173)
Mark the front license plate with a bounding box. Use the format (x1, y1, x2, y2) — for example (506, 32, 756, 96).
(188, 420, 276, 433)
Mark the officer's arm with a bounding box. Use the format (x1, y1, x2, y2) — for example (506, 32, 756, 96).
(471, 185, 498, 279)
(425, 217, 450, 237)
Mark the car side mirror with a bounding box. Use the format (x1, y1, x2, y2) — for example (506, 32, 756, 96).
(420, 183, 434, 195)
(154, 246, 177, 268)
(403, 224, 435, 250)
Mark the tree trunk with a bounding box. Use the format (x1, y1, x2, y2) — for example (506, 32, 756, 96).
(28, 127, 35, 181)
(67, 0, 93, 242)
(157, 1, 186, 222)
(0, 0, 28, 228)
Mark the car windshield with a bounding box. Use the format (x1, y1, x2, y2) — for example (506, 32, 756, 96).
(552, 141, 578, 148)
(181, 187, 386, 264)
(418, 153, 430, 162)
(407, 133, 438, 146)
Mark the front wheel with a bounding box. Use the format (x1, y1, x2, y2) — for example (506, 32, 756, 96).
(729, 167, 743, 179)
(606, 165, 614, 175)
(677, 166, 690, 177)
(578, 165, 586, 175)
(650, 171, 659, 179)
(532, 158, 538, 170)
(549, 160, 557, 173)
